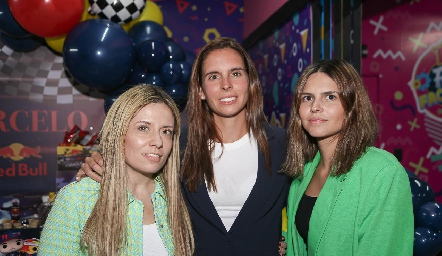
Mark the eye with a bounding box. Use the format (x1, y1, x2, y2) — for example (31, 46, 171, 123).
(301, 95, 313, 101)
(232, 71, 242, 77)
(208, 74, 219, 80)
(326, 94, 338, 100)
(138, 125, 149, 131)
(162, 129, 174, 137)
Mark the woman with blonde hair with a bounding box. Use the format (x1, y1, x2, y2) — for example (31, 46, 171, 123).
(40, 85, 194, 255)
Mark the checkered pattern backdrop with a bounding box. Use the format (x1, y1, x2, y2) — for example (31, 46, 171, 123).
(0, 43, 106, 104)
(89, 0, 145, 24)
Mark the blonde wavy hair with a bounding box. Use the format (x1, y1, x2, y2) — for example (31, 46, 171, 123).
(81, 85, 194, 255)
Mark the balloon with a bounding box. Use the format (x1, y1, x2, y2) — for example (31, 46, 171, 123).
(165, 41, 185, 61)
(163, 83, 188, 111)
(0, 0, 31, 38)
(161, 61, 183, 85)
(417, 202, 442, 232)
(179, 61, 192, 83)
(185, 49, 196, 66)
(144, 73, 164, 87)
(137, 40, 169, 72)
(127, 62, 149, 85)
(409, 177, 436, 217)
(405, 169, 417, 178)
(129, 21, 168, 48)
(45, 36, 66, 54)
(121, 0, 163, 31)
(88, 0, 145, 24)
(63, 19, 136, 91)
(7, 0, 84, 38)
(413, 227, 439, 256)
(104, 85, 133, 113)
(1, 32, 43, 52)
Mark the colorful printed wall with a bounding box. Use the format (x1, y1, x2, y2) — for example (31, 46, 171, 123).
(0, 0, 244, 196)
(248, 5, 312, 128)
(361, 0, 442, 203)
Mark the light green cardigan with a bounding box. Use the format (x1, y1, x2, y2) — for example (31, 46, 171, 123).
(39, 177, 174, 255)
(286, 147, 414, 256)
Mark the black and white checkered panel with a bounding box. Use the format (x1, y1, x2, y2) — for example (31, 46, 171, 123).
(90, 0, 145, 24)
(0, 43, 106, 104)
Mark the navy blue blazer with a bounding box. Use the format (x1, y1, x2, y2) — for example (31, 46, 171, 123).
(180, 123, 291, 256)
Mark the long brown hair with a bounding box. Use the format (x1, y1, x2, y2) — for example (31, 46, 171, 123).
(182, 37, 271, 192)
(282, 59, 379, 177)
(81, 85, 194, 255)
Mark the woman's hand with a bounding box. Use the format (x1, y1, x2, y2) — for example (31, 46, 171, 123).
(76, 151, 104, 182)
(278, 236, 286, 256)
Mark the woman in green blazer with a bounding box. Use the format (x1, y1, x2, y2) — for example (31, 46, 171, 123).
(281, 59, 413, 255)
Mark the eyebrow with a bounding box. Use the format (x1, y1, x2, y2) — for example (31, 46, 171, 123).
(136, 120, 175, 128)
(204, 67, 245, 78)
(300, 90, 339, 96)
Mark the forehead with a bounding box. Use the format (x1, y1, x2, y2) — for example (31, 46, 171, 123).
(202, 48, 244, 70)
(130, 103, 174, 124)
(303, 72, 339, 92)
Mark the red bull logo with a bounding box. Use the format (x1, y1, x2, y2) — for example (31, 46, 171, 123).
(0, 143, 42, 161)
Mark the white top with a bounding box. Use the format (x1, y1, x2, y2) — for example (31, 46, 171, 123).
(143, 223, 168, 256)
(208, 133, 258, 231)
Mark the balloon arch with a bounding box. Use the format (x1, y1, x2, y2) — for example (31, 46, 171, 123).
(0, 0, 194, 111)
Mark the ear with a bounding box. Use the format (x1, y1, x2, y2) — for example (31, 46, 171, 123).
(199, 89, 206, 100)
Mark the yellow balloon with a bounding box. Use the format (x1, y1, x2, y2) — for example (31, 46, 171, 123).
(45, 36, 66, 54)
(121, 1, 163, 32)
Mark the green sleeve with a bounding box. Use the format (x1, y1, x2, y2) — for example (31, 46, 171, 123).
(39, 184, 85, 255)
(357, 165, 414, 256)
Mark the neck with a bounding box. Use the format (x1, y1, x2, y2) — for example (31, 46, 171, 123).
(317, 135, 339, 173)
(214, 114, 248, 143)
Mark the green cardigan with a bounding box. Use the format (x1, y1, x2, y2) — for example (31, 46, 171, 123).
(286, 147, 414, 256)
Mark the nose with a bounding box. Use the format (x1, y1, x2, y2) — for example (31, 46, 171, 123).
(310, 100, 322, 113)
(149, 132, 163, 148)
(221, 77, 232, 91)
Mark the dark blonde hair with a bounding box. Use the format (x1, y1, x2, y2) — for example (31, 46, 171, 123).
(282, 59, 379, 177)
(81, 85, 194, 255)
(182, 37, 271, 192)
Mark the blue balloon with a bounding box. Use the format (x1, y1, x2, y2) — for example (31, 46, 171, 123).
(409, 177, 436, 217)
(0, 0, 31, 38)
(160, 61, 183, 85)
(165, 41, 185, 61)
(179, 61, 192, 83)
(137, 40, 168, 72)
(163, 83, 188, 111)
(417, 202, 442, 232)
(145, 73, 164, 87)
(413, 227, 439, 256)
(128, 21, 168, 49)
(63, 19, 136, 91)
(184, 49, 196, 66)
(406, 169, 417, 178)
(104, 85, 133, 113)
(0, 32, 43, 52)
(127, 62, 149, 85)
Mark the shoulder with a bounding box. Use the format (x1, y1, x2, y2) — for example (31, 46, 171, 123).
(55, 178, 99, 203)
(355, 147, 402, 169)
(263, 123, 286, 141)
(350, 147, 408, 183)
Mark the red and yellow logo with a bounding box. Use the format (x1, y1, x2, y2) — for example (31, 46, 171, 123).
(0, 143, 42, 161)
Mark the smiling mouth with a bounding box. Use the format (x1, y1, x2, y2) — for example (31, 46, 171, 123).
(142, 153, 161, 158)
(220, 97, 236, 103)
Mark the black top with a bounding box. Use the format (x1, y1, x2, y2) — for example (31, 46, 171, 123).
(295, 193, 317, 247)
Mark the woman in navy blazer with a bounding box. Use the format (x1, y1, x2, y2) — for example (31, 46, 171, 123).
(180, 37, 290, 255)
